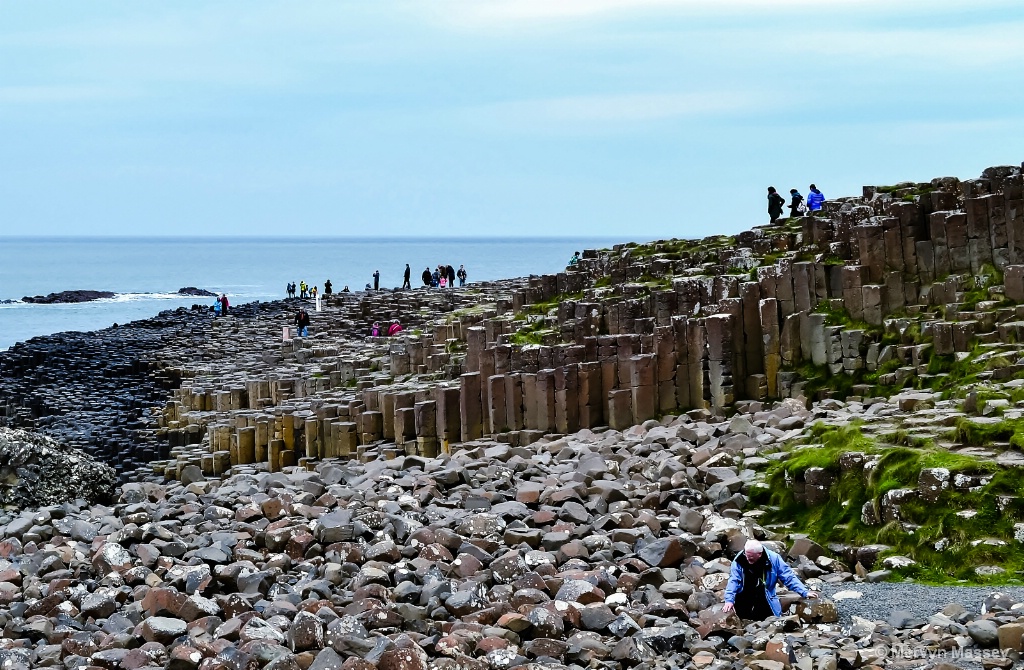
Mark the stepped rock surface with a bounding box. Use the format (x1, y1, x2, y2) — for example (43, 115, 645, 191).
(1, 162, 1024, 668)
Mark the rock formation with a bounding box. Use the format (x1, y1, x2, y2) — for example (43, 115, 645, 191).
(21, 290, 117, 304)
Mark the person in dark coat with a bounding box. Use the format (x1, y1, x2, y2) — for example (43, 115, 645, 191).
(402, 264, 411, 290)
(294, 308, 310, 337)
(422, 267, 432, 286)
(723, 540, 816, 619)
(431, 268, 441, 287)
(457, 265, 467, 286)
(373, 270, 380, 291)
(767, 187, 785, 224)
(788, 189, 804, 218)
(446, 265, 456, 288)
(323, 280, 333, 296)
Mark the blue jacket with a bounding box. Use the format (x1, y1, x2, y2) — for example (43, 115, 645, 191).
(807, 190, 825, 210)
(723, 549, 808, 616)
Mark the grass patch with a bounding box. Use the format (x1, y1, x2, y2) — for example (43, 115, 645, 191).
(757, 423, 1023, 584)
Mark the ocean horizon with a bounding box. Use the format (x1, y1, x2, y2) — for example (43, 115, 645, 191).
(0, 235, 627, 351)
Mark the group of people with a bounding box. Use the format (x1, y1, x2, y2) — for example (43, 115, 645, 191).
(370, 320, 403, 337)
(212, 293, 230, 316)
(287, 280, 348, 299)
(414, 263, 467, 289)
(286, 264, 471, 297)
(767, 184, 825, 223)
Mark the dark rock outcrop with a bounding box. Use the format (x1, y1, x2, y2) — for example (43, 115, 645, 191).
(21, 290, 116, 304)
(0, 427, 115, 508)
(177, 286, 216, 296)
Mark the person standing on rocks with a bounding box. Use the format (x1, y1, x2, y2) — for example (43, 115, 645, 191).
(324, 279, 332, 296)
(219, 294, 230, 316)
(403, 264, 411, 290)
(421, 267, 432, 287)
(373, 270, 380, 291)
(446, 264, 456, 288)
(767, 187, 785, 224)
(457, 264, 467, 286)
(788, 189, 805, 218)
(722, 539, 817, 620)
(294, 308, 310, 337)
(807, 184, 826, 212)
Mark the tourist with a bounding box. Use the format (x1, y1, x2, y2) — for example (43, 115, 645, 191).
(767, 187, 785, 224)
(722, 540, 817, 620)
(294, 308, 310, 337)
(446, 264, 456, 288)
(431, 268, 441, 287)
(300, 281, 308, 299)
(457, 265, 467, 286)
(286, 282, 293, 299)
(788, 189, 805, 218)
(220, 294, 230, 316)
(403, 264, 411, 290)
(324, 279, 333, 296)
(311, 285, 318, 300)
(342, 285, 350, 293)
(388, 320, 403, 336)
(371, 321, 381, 337)
(421, 267, 432, 287)
(568, 251, 581, 266)
(439, 274, 447, 288)
(213, 297, 221, 316)
(807, 184, 826, 212)
(373, 270, 380, 291)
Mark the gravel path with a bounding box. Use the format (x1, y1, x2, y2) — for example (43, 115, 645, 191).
(819, 582, 1024, 624)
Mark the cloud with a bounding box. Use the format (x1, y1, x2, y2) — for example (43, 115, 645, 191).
(426, 0, 980, 27)
(465, 91, 757, 130)
(782, 24, 1024, 68)
(0, 85, 126, 104)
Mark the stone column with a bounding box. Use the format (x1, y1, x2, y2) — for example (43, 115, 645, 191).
(577, 362, 603, 428)
(459, 372, 484, 442)
(554, 366, 579, 435)
(436, 386, 461, 445)
(654, 325, 678, 412)
(629, 354, 657, 424)
(535, 369, 556, 433)
(760, 298, 781, 398)
(487, 374, 508, 434)
(503, 374, 524, 431)
(704, 314, 734, 411)
(608, 389, 632, 431)
(739, 282, 764, 376)
(414, 400, 439, 456)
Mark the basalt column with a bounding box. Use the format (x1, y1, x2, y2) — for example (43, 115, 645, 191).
(459, 372, 483, 442)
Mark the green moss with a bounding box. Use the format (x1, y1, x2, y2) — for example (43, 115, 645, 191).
(954, 416, 1024, 447)
(760, 423, 1023, 584)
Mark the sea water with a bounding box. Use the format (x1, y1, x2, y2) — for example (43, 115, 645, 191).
(0, 237, 624, 351)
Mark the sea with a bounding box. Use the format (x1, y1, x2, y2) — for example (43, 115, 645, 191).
(0, 237, 626, 352)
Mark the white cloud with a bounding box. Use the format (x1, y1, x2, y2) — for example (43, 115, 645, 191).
(466, 91, 756, 129)
(425, 0, 984, 27)
(783, 24, 1024, 68)
(0, 85, 126, 104)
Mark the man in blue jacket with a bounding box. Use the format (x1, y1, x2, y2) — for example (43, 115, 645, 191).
(722, 540, 817, 619)
(807, 184, 826, 212)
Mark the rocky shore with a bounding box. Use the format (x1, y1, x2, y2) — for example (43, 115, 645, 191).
(2, 162, 1024, 668)
(21, 290, 116, 304)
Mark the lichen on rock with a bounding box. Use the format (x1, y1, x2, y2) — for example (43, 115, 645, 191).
(0, 427, 116, 509)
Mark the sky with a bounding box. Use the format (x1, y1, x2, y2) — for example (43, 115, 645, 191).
(1, 1, 1023, 239)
